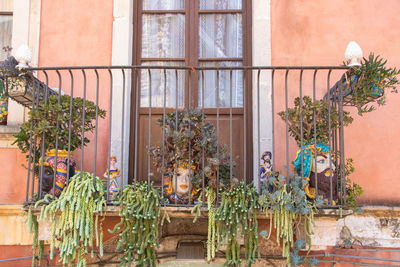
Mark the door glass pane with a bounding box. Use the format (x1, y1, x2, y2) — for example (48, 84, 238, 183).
(199, 14, 242, 58)
(140, 62, 185, 108)
(142, 14, 185, 58)
(198, 61, 243, 108)
(0, 15, 12, 61)
(199, 0, 242, 10)
(143, 0, 185, 10)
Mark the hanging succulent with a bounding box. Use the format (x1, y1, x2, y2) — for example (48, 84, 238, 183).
(194, 182, 260, 266)
(259, 173, 322, 266)
(346, 53, 400, 115)
(27, 206, 44, 267)
(215, 182, 260, 267)
(110, 182, 161, 267)
(35, 172, 107, 267)
(206, 186, 217, 263)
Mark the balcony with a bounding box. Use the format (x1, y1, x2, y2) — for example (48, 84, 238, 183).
(0, 64, 351, 208)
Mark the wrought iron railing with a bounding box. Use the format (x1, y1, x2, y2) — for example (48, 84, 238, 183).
(2, 65, 350, 207)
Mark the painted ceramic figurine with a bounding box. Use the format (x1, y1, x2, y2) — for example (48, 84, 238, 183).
(163, 163, 200, 204)
(260, 151, 273, 183)
(104, 156, 121, 200)
(294, 143, 337, 204)
(260, 151, 274, 192)
(40, 149, 76, 196)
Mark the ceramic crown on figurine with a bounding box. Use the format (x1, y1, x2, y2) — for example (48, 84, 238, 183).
(15, 45, 32, 69)
(345, 41, 362, 67)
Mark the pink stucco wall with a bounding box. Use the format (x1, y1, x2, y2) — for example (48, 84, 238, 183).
(271, 0, 400, 204)
(0, 149, 30, 203)
(38, 0, 114, 180)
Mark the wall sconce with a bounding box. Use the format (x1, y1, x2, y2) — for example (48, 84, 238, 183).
(15, 44, 32, 69)
(345, 41, 363, 67)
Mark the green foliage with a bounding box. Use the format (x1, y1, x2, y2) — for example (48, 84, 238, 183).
(110, 183, 161, 267)
(343, 158, 364, 211)
(215, 182, 260, 267)
(349, 53, 400, 115)
(259, 174, 322, 266)
(206, 186, 217, 263)
(27, 206, 44, 267)
(149, 109, 233, 189)
(35, 172, 107, 267)
(13, 95, 106, 162)
(278, 96, 353, 144)
(289, 239, 319, 266)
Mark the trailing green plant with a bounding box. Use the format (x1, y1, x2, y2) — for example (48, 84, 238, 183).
(347, 53, 400, 115)
(289, 239, 319, 266)
(35, 172, 107, 267)
(27, 206, 44, 267)
(193, 182, 260, 266)
(206, 185, 217, 263)
(215, 182, 260, 267)
(13, 94, 106, 164)
(340, 158, 364, 211)
(259, 173, 322, 266)
(278, 96, 353, 145)
(149, 109, 233, 189)
(110, 182, 162, 267)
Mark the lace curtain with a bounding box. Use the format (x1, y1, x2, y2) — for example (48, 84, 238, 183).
(140, 0, 243, 108)
(0, 15, 12, 61)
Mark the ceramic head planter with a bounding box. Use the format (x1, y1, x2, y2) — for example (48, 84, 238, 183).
(294, 143, 337, 204)
(40, 149, 76, 196)
(163, 162, 200, 204)
(104, 156, 121, 200)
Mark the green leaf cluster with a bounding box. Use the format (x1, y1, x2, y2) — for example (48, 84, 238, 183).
(149, 109, 233, 189)
(13, 94, 106, 163)
(35, 172, 107, 267)
(259, 174, 322, 266)
(215, 182, 260, 266)
(337, 158, 364, 211)
(349, 53, 400, 115)
(278, 96, 353, 144)
(110, 182, 161, 267)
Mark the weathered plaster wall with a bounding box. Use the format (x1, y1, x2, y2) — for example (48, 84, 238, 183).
(271, 0, 400, 204)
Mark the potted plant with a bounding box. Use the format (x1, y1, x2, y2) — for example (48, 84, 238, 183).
(329, 53, 400, 115)
(13, 94, 106, 196)
(278, 96, 353, 202)
(148, 109, 233, 204)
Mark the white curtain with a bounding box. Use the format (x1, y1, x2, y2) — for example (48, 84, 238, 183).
(140, 0, 243, 108)
(143, 0, 184, 10)
(0, 15, 12, 61)
(141, 9, 185, 108)
(198, 12, 243, 107)
(199, 0, 242, 10)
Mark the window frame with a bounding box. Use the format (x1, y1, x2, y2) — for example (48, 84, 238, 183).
(132, 0, 252, 109)
(129, 0, 253, 182)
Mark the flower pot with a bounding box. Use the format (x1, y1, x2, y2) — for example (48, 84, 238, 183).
(163, 166, 200, 204)
(40, 149, 76, 197)
(294, 143, 338, 204)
